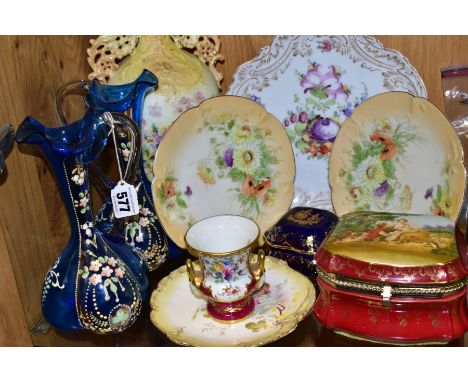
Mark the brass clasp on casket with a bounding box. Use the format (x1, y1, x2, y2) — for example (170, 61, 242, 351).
(381, 285, 393, 306)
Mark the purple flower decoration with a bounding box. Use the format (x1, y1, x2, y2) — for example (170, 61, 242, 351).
(185, 186, 192, 197)
(223, 264, 235, 281)
(424, 187, 434, 199)
(343, 108, 352, 117)
(373, 180, 389, 197)
(310, 117, 340, 142)
(300, 63, 350, 100)
(224, 147, 234, 167)
(151, 131, 164, 146)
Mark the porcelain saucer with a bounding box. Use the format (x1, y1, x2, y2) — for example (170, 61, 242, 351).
(149, 257, 315, 346)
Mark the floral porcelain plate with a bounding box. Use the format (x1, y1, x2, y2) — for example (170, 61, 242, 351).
(329, 92, 465, 221)
(149, 256, 315, 346)
(152, 96, 295, 248)
(227, 35, 427, 211)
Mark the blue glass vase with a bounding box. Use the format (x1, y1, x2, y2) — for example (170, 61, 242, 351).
(16, 111, 149, 333)
(56, 69, 176, 268)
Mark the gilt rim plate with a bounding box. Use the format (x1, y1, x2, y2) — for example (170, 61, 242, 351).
(152, 96, 295, 248)
(329, 92, 465, 222)
(227, 35, 427, 211)
(149, 257, 316, 346)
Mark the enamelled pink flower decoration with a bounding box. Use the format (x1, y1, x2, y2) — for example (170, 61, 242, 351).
(89, 260, 101, 272)
(81, 222, 93, 237)
(121, 148, 130, 158)
(89, 273, 102, 285)
(139, 207, 149, 216)
(107, 257, 117, 267)
(79, 196, 89, 208)
(114, 267, 125, 278)
(101, 266, 113, 277)
(300, 63, 350, 100)
(71, 169, 86, 185)
(139, 217, 150, 227)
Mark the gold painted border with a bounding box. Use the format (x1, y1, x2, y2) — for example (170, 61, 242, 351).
(263, 236, 315, 255)
(184, 215, 260, 258)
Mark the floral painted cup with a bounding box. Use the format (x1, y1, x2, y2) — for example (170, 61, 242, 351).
(185, 215, 265, 322)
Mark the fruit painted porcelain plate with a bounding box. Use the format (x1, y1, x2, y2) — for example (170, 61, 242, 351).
(149, 257, 315, 346)
(227, 35, 427, 211)
(152, 96, 295, 248)
(329, 92, 465, 221)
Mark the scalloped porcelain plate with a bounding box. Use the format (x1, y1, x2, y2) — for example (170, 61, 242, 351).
(152, 96, 295, 248)
(227, 35, 427, 211)
(329, 92, 465, 221)
(149, 257, 315, 346)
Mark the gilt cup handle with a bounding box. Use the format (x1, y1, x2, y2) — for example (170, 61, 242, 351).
(248, 249, 265, 283)
(186, 259, 203, 290)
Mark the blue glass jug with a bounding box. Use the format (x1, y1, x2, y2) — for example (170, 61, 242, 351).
(16, 111, 149, 333)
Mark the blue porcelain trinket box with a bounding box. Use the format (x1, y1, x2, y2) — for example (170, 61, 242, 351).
(263, 207, 338, 277)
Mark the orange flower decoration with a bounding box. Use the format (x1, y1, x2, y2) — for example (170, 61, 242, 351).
(241, 176, 272, 199)
(370, 129, 392, 146)
(164, 181, 176, 199)
(370, 129, 398, 160)
(433, 206, 445, 216)
(381, 143, 398, 160)
(252, 178, 272, 199)
(241, 175, 255, 196)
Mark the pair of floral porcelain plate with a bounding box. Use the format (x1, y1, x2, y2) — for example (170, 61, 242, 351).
(147, 35, 465, 346)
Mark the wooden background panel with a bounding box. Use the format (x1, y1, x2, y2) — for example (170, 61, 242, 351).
(375, 35, 468, 109)
(0, 227, 31, 345)
(218, 35, 273, 94)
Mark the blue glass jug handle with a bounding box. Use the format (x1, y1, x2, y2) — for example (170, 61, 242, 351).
(55, 80, 90, 126)
(56, 80, 116, 192)
(90, 113, 141, 201)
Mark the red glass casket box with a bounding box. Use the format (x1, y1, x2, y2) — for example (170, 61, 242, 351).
(313, 211, 468, 345)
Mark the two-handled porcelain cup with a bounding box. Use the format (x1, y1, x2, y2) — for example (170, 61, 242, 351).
(185, 215, 265, 322)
